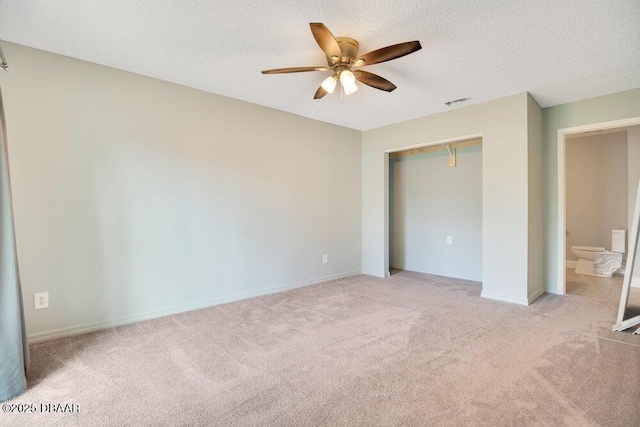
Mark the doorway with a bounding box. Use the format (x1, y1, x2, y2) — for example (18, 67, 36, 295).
(556, 117, 640, 296)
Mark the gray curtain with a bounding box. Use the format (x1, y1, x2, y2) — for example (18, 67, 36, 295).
(0, 85, 29, 401)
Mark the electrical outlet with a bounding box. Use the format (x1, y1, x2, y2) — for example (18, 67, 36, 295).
(34, 292, 49, 310)
(447, 236, 453, 245)
(322, 254, 328, 264)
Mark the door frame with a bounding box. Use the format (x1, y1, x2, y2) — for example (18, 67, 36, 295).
(556, 116, 640, 294)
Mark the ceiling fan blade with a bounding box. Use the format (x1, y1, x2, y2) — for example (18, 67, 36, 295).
(310, 23, 342, 59)
(262, 66, 329, 74)
(353, 70, 397, 92)
(355, 41, 422, 66)
(313, 85, 328, 99)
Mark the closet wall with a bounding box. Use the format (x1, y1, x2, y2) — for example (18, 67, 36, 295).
(389, 145, 482, 281)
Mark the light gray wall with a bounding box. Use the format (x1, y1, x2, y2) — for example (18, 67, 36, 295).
(363, 93, 544, 305)
(565, 132, 628, 260)
(543, 88, 640, 291)
(628, 126, 640, 281)
(389, 146, 482, 281)
(1, 42, 362, 340)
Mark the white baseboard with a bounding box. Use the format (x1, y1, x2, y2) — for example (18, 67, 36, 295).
(481, 291, 529, 306)
(28, 270, 361, 344)
(633, 277, 640, 288)
(527, 288, 545, 304)
(565, 260, 578, 269)
(545, 284, 562, 295)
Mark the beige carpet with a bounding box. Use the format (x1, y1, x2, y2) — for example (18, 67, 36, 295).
(3, 271, 640, 426)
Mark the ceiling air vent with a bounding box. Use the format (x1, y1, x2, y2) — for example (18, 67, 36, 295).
(444, 97, 470, 107)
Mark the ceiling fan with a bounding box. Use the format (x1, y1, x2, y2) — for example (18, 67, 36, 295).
(262, 23, 422, 99)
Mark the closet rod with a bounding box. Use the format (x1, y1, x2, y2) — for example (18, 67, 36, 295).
(388, 138, 481, 159)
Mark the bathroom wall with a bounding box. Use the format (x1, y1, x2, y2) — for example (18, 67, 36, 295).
(389, 146, 482, 281)
(628, 126, 640, 237)
(628, 126, 640, 284)
(565, 132, 628, 260)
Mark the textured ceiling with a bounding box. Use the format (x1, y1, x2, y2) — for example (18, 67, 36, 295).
(1, 0, 639, 130)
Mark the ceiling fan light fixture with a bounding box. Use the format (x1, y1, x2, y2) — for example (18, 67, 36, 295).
(261, 23, 422, 99)
(340, 70, 358, 95)
(321, 75, 338, 94)
(343, 81, 358, 96)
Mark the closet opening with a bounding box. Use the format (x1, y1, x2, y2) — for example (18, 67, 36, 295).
(388, 138, 483, 284)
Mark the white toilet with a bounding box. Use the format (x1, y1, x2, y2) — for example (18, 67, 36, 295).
(570, 229, 626, 278)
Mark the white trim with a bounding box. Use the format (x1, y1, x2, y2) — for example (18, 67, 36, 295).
(28, 270, 361, 343)
(559, 117, 640, 136)
(545, 284, 562, 295)
(557, 127, 566, 295)
(528, 288, 545, 305)
(556, 116, 640, 296)
(633, 277, 640, 288)
(481, 291, 529, 306)
(565, 260, 578, 269)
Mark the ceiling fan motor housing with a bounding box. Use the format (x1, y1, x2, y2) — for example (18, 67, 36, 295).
(334, 37, 359, 66)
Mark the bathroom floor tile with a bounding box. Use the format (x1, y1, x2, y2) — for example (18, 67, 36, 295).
(607, 285, 623, 303)
(627, 287, 640, 306)
(569, 285, 610, 299)
(565, 268, 620, 300)
(565, 269, 640, 331)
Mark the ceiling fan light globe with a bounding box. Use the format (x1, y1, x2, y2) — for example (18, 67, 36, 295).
(340, 70, 358, 96)
(321, 75, 338, 94)
(340, 70, 358, 95)
(343, 82, 358, 96)
(340, 70, 356, 86)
